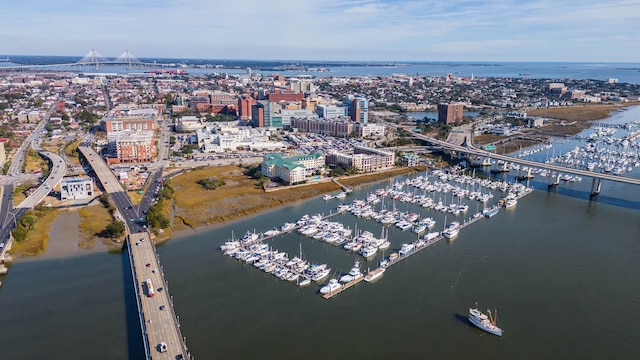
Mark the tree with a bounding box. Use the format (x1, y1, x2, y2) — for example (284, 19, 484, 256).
(105, 220, 125, 238)
(196, 177, 226, 190)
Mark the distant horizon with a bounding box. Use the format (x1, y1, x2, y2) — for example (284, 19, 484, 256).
(2, 54, 640, 66)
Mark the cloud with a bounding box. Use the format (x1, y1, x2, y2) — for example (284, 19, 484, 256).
(0, 0, 638, 61)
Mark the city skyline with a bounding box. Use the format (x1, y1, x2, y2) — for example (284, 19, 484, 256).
(2, 0, 639, 63)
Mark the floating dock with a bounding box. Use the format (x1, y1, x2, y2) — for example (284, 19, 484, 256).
(322, 276, 364, 299)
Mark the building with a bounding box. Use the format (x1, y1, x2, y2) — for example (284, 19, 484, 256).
(316, 105, 346, 118)
(261, 153, 325, 185)
(527, 117, 544, 128)
(177, 116, 205, 132)
(197, 122, 285, 153)
(343, 95, 368, 124)
(59, 177, 94, 200)
(290, 117, 355, 137)
(437, 103, 464, 125)
(238, 96, 256, 120)
(326, 146, 394, 172)
(357, 123, 386, 138)
(114, 130, 156, 163)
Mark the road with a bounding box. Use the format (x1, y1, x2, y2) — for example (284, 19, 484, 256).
(77, 143, 188, 359)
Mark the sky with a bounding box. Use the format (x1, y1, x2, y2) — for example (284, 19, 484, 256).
(1, 0, 639, 62)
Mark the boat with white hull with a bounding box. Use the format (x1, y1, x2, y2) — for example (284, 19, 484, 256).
(468, 305, 503, 336)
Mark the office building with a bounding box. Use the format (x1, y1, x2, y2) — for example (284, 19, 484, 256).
(437, 103, 464, 125)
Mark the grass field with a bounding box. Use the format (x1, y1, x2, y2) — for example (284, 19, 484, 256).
(10, 209, 58, 256)
(78, 205, 115, 248)
(64, 139, 82, 166)
(166, 165, 421, 232)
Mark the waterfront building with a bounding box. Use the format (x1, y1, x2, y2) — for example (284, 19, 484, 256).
(327, 146, 394, 172)
(438, 102, 465, 125)
(261, 153, 325, 184)
(59, 177, 94, 200)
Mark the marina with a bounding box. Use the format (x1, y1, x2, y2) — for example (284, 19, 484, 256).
(220, 168, 534, 299)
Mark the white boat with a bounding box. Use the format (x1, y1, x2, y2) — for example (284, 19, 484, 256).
(360, 245, 378, 258)
(323, 194, 334, 201)
(504, 199, 517, 208)
(263, 228, 280, 237)
(340, 260, 363, 283)
(424, 232, 440, 241)
(364, 268, 385, 282)
(320, 279, 342, 294)
(468, 306, 503, 336)
(412, 223, 427, 234)
(396, 220, 413, 231)
(443, 227, 459, 239)
(335, 192, 347, 199)
(298, 277, 311, 287)
(281, 222, 296, 232)
(378, 240, 391, 250)
(311, 268, 331, 282)
(399, 243, 415, 256)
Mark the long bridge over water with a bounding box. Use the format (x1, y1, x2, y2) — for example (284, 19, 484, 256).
(392, 125, 640, 195)
(0, 49, 178, 71)
(77, 144, 190, 360)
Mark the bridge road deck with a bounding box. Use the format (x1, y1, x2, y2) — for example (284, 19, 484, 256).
(129, 232, 187, 359)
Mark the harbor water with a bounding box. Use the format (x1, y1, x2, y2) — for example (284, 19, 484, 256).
(1, 110, 640, 358)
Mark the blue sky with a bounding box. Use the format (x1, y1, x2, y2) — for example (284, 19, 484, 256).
(1, 0, 639, 62)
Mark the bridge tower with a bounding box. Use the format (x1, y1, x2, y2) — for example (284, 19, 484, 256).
(116, 50, 141, 70)
(77, 49, 107, 70)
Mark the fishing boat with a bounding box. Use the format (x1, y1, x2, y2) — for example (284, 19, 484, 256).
(363, 267, 385, 282)
(484, 207, 499, 218)
(504, 199, 517, 208)
(320, 279, 342, 294)
(340, 260, 363, 283)
(468, 304, 503, 336)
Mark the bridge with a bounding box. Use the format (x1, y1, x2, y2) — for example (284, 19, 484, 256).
(392, 125, 640, 195)
(0, 49, 177, 71)
(77, 144, 190, 360)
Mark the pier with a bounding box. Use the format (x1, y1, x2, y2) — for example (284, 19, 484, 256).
(226, 170, 535, 301)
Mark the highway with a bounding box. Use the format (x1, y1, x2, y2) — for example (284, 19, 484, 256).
(77, 144, 188, 359)
(401, 126, 640, 187)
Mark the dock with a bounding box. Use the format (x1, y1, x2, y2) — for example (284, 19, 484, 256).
(322, 276, 364, 299)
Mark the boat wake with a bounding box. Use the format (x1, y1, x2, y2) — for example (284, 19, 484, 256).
(449, 255, 489, 313)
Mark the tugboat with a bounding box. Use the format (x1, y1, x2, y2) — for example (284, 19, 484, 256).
(468, 304, 503, 336)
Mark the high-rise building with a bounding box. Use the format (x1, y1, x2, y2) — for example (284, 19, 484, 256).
(344, 95, 368, 124)
(238, 96, 256, 120)
(437, 103, 464, 125)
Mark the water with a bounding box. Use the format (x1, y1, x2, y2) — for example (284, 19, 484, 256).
(3, 59, 640, 84)
(1, 111, 640, 358)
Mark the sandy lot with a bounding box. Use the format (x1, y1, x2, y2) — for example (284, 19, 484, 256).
(36, 209, 111, 259)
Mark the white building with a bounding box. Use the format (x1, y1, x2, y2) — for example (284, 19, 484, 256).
(358, 123, 386, 138)
(316, 105, 346, 118)
(60, 177, 94, 200)
(197, 122, 285, 153)
(177, 116, 205, 132)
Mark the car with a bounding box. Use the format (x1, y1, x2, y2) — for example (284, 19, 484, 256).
(159, 305, 166, 311)
(157, 287, 164, 292)
(135, 242, 141, 246)
(145, 263, 151, 267)
(0, 243, 4, 248)
(152, 269, 158, 274)
(129, 218, 134, 222)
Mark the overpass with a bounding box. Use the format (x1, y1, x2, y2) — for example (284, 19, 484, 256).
(395, 126, 640, 195)
(77, 144, 190, 360)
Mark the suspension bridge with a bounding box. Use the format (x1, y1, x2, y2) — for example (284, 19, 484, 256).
(0, 49, 176, 70)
